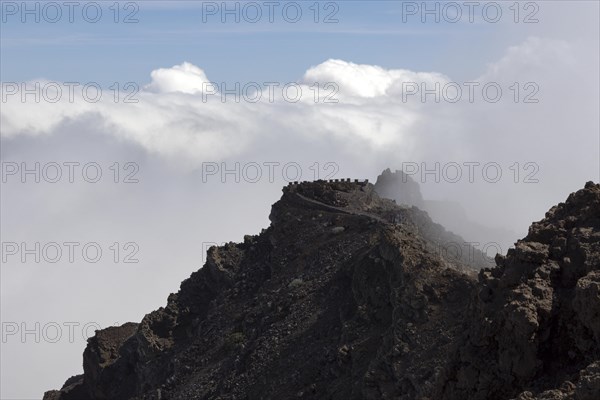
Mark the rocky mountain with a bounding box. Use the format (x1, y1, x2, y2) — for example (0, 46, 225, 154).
(44, 179, 600, 400)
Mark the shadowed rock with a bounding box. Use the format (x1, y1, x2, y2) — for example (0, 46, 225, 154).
(44, 181, 600, 400)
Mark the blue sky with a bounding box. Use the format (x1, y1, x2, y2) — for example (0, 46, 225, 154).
(0, 0, 561, 86)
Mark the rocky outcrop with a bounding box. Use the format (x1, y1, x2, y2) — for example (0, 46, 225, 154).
(43, 323, 139, 400)
(373, 168, 424, 209)
(436, 181, 600, 400)
(44, 180, 600, 400)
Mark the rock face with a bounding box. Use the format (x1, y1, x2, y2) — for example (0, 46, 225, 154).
(44, 181, 600, 400)
(373, 168, 425, 209)
(436, 181, 600, 400)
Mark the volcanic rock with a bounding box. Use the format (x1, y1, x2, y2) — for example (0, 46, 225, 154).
(44, 180, 600, 400)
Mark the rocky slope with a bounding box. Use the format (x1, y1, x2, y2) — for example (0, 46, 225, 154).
(436, 181, 600, 400)
(374, 168, 519, 252)
(44, 180, 600, 400)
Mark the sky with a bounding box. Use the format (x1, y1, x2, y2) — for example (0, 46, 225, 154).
(1, 1, 599, 398)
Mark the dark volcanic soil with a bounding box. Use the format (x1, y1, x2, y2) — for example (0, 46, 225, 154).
(44, 180, 600, 400)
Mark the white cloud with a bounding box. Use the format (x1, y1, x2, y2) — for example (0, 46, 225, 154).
(1, 37, 596, 199)
(302, 58, 450, 98)
(145, 61, 211, 94)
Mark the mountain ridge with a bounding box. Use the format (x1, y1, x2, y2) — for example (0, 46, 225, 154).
(44, 179, 600, 400)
